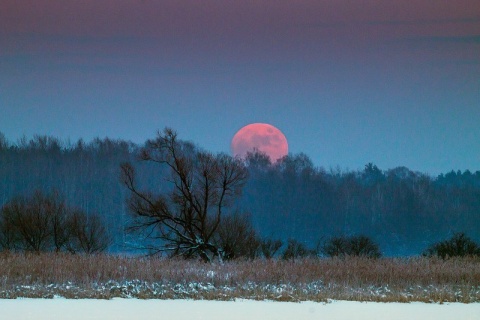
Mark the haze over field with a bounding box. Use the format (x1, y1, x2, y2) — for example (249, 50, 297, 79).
(1, 137, 479, 255)
(1, 1, 480, 174)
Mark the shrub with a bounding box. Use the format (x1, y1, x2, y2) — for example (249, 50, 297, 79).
(322, 236, 348, 257)
(424, 233, 480, 259)
(66, 210, 111, 254)
(322, 235, 381, 258)
(282, 239, 314, 261)
(0, 191, 110, 253)
(214, 213, 260, 260)
(259, 238, 283, 259)
(0, 192, 62, 252)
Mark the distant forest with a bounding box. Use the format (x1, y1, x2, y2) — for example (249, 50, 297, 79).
(0, 133, 479, 256)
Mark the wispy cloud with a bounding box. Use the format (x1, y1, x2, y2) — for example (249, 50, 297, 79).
(366, 17, 480, 26)
(302, 17, 480, 29)
(399, 35, 480, 44)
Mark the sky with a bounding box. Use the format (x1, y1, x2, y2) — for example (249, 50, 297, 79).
(1, 0, 479, 175)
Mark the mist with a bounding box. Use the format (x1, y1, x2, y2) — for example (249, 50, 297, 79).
(1, 133, 478, 256)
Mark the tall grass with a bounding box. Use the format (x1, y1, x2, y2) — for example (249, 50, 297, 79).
(0, 252, 478, 302)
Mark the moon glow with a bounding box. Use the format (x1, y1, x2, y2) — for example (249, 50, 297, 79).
(231, 123, 288, 162)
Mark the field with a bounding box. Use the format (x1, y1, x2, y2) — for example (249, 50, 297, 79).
(2, 299, 480, 320)
(0, 253, 479, 303)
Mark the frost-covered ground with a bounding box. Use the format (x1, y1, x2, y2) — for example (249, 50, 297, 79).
(4, 280, 480, 303)
(1, 299, 479, 320)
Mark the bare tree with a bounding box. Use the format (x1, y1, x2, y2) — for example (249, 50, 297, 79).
(121, 128, 248, 262)
(3, 191, 71, 252)
(214, 212, 260, 260)
(259, 238, 283, 259)
(282, 238, 314, 261)
(0, 191, 110, 253)
(0, 203, 19, 251)
(0, 131, 8, 150)
(423, 233, 480, 259)
(9, 192, 53, 252)
(67, 210, 111, 254)
(43, 191, 71, 252)
(322, 235, 381, 258)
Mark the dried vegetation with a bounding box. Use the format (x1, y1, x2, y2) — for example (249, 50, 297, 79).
(0, 253, 478, 303)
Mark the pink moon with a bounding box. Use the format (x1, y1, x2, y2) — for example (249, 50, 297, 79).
(231, 123, 288, 162)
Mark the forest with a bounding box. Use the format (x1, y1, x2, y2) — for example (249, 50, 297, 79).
(0, 132, 479, 256)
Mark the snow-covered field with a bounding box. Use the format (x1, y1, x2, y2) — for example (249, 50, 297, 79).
(1, 299, 479, 320)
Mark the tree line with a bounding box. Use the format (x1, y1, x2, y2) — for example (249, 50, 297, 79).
(0, 131, 479, 257)
(242, 154, 480, 255)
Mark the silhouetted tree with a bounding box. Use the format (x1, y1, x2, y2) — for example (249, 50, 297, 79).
(67, 210, 111, 254)
(214, 212, 260, 260)
(6, 192, 53, 252)
(282, 238, 314, 261)
(0, 191, 110, 253)
(424, 233, 480, 259)
(121, 128, 248, 262)
(44, 191, 71, 252)
(348, 235, 381, 258)
(260, 238, 283, 259)
(322, 236, 348, 257)
(322, 235, 381, 258)
(0, 132, 8, 150)
(0, 204, 18, 251)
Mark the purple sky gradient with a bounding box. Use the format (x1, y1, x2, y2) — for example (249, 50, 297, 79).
(1, 1, 479, 174)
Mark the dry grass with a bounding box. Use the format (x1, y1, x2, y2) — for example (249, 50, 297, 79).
(0, 252, 479, 302)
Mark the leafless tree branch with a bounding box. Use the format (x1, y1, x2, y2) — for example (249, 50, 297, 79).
(121, 128, 248, 262)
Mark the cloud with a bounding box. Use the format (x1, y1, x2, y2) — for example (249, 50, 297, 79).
(423, 35, 480, 43)
(366, 17, 480, 26)
(302, 17, 480, 29)
(398, 35, 480, 44)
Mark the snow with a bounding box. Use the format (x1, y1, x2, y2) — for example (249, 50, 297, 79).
(0, 299, 479, 320)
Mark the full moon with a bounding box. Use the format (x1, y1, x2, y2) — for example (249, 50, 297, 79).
(231, 123, 288, 162)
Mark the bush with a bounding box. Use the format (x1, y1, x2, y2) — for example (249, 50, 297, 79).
(0, 192, 62, 252)
(424, 233, 480, 259)
(322, 235, 381, 258)
(322, 236, 348, 257)
(282, 239, 315, 261)
(259, 238, 283, 259)
(214, 213, 260, 260)
(0, 191, 110, 253)
(66, 210, 111, 254)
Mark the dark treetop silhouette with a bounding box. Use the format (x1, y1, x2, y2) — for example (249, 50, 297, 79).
(121, 128, 247, 262)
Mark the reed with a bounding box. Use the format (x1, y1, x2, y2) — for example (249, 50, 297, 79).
(0, 253, 478, 302)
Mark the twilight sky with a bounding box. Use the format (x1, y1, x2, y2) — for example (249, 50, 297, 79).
(1, 1, 479, 175)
